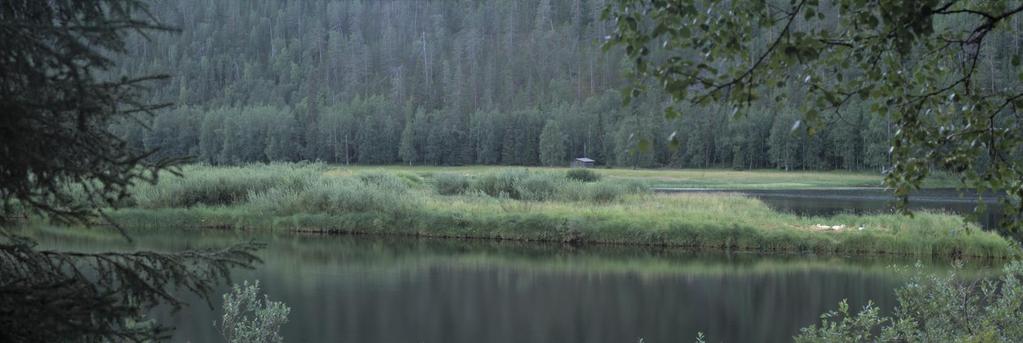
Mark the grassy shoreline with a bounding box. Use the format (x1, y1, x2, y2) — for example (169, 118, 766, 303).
(93, 163, 1018, 259)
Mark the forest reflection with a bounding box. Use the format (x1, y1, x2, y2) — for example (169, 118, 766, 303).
(28, 227, 999, 343)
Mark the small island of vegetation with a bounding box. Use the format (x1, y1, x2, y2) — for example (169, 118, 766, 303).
(100, 164, 1017, 259)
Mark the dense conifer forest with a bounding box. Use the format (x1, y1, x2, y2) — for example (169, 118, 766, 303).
(116, 0, 1020, 170)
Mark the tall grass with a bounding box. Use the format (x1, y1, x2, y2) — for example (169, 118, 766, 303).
(431, 169, 649, 203)
(104, 163, 1020, 259)
(246, 173, 420, 216)
(433, 173, 470, 195)
(565, 168, 601, 182)
(129, 163, 323, 208)
(128, 164, 421, 217)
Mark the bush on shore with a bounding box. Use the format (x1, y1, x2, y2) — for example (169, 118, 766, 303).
(566, 169, 601, 182)
(796, 261, 1023, 342)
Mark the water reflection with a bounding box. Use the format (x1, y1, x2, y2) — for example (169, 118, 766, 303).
(28, 228, 999, 343)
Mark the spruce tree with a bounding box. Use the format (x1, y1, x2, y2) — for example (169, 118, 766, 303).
(399, 118, 418, 166)
(0, 2, 259, 341)
(539, 120, 567, 166)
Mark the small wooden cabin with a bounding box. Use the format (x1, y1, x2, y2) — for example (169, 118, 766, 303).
(570, 157, 595, 168)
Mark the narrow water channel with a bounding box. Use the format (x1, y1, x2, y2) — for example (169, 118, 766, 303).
(28, 227, 999, 343)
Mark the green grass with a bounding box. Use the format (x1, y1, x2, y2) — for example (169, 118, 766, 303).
(324, 165, 959, 189)
(100, 163, 1018, 259)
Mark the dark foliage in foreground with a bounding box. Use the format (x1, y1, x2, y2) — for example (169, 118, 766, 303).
(605, 0, 1023, 231)
(0, 1, 260, 341)
(0, 235, 262, 342)
(0, 0, 178, 223)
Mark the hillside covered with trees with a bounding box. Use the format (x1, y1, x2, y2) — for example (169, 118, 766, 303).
(117, 0, 1020, 170)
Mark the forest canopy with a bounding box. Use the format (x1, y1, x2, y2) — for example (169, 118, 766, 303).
(115, 0, 941, 171)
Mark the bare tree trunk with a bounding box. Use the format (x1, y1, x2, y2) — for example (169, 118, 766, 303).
(422, 32, 429, 87)
(344, 133, 350, 165)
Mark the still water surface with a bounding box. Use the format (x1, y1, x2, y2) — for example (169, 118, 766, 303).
(30, 228, 999, 343)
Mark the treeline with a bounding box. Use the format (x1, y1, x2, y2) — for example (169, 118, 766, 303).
(119, 91, 895, 170)
(114, 0, 1020, 170)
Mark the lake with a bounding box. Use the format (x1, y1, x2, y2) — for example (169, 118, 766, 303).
(28, 227, 999, 343)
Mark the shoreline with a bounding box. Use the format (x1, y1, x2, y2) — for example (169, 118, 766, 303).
(104, 205, 1020, 260)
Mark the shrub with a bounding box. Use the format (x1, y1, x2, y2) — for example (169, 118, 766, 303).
(795, 261, 1023, 342)
(433, 173, 470, 195)
(216, 280, 290, 343)
(472, 169, 529, 198)
(566, 169, 601, 182)
(514, 173, 566, 201)
(247, 176, 420, 216)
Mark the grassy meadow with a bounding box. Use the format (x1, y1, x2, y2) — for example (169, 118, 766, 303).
(96, 163, 1017, 259)
(325, 165, 958, 189)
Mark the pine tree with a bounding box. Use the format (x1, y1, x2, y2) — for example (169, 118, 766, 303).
(539, 120, 566, 166)
(398, 117, 418, 165)
(768, 111, 801, 171)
